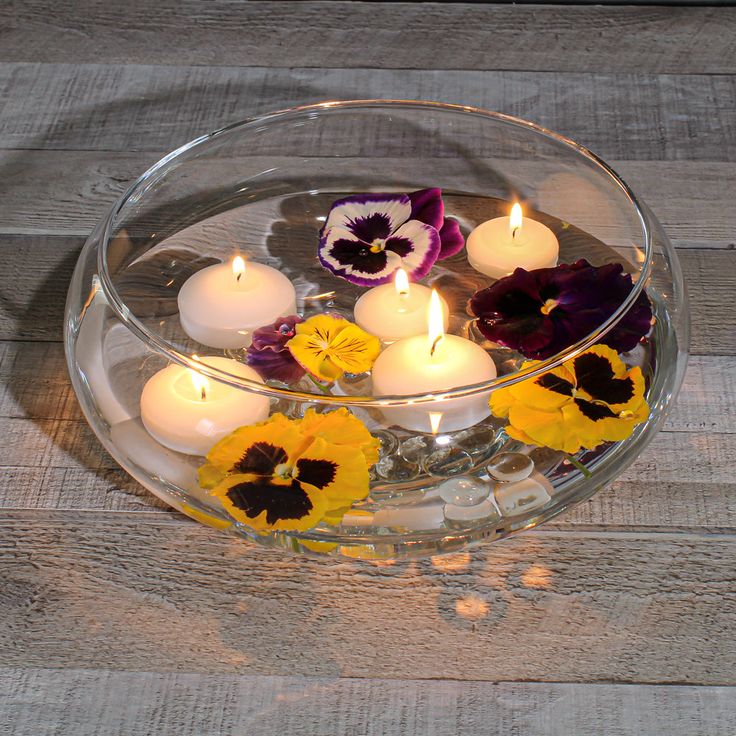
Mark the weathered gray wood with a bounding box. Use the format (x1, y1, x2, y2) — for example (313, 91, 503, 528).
(1, 668, 735, 736)
(2, 3, 735, 75)
(0, 64, 734, 160)
(0, 513, 734, 684)
(2, 150, 735, 249)
(4, 340, 733, 527)
(2, 230, 730, 353)
(2, 408, 733, 531)
(2, 342, 732, 434)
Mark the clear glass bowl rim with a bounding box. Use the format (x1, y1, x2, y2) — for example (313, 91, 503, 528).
(96, 99, 652, 408)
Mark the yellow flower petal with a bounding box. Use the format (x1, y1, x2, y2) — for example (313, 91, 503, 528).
(286, 332, 342, 381)
(298, 407, 381, 466)
(489, 385, 514, 418)
(496, 344, 650, 454)
(287, 314, 379, 382)
(211, 472, 328, 532)
(508, 404, 578, 453)
(325, 323, 381, 374)
(294, 435, 371, 509)
(197, 461, 226, 490)
(179, 502, 232, 530)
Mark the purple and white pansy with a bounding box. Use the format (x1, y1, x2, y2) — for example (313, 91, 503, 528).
(318, 188, 464, 286)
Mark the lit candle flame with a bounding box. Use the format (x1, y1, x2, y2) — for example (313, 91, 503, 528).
(427, 289, 445, 357)
(394, 268, 410, 297)
(509, 202, 523, 240)
(232, 255, 246, 283)
(429, 411, 443, 435)
(190, 355, 209, 401)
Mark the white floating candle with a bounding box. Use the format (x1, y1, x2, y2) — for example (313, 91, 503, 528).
(372, 290, 497, 433)
(354, 268, 449, 342)
(141, 355, 270, 456)
(178, 256, 297, 349)
(466, 203, 559, 279)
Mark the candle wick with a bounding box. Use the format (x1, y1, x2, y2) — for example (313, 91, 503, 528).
(511, 226, 520, 241)
(236, 272, 242, 283)
(200, 386, 207, 401)
(430, 335, 443, 357)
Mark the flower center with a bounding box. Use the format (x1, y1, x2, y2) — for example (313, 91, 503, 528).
(369, 238, 386, 253)
(274, 462, 292, 480)
(540, 298, 559, 316)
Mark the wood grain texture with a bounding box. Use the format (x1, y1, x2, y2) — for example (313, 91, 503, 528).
(0, 513, 734, 684)
(1, 668, 735, 736)
(2, 150, 735, 248)
(1, 3, 735, 74)
(3, 341, 734, 529)
(0, 63, 733, 160)
(1, 231, 731, 353)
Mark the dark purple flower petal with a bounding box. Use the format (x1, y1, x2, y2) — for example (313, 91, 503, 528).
(437, 218, 465, 259)
(408, 188, 465, 259)
(408, 188, 444, 230)
(246, 315, 306, 383)
(469, 259, 653, 360)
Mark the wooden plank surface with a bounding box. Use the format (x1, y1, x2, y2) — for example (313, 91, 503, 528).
(1, 3, 735, 731)
(1, 3, 734, 74)
(2, 233, 732, 353)
(2, 151, 735, 248)
(2, 668, 735, 736)
(0, 63, 733, 160)
(1, 512, 735, 685)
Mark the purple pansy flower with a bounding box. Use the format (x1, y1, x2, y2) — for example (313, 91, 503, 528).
(469, 259, 653, 360)
(318, 189, 464, 286)
(246, 315, 305, 383)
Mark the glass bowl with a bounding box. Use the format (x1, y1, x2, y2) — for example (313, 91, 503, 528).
(64, 100, 689, 559)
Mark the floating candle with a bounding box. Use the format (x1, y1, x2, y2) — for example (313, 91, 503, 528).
(466, 202, 559, 279)
(353, 268, 449, 342)
(371, 290, 497, 433)
(140, 355, 270, 455)
(178, 256, 297, 349)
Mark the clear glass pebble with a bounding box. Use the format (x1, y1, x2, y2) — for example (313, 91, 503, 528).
(494, 477, 551, 516)
(443, 499, 500, 529)
(438, 477, 490, 507)
(375, 453, 420, 482)
(422, 447, 474, 477)
(487, 452, 534, 483)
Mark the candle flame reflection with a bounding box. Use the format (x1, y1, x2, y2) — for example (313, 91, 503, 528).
(190, 355, 209, 401)
(509, 202, 523, 240)
(429, 412, 443, 435)
(232, 255, 246, 282)
(394, 267, 410, 297)
(427, 289, 445, 357)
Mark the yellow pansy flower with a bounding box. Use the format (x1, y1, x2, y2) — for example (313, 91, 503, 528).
(286, 314, 380, 382)
(490, 344, 649, 454)
(299, 407, 381, 466)
(200, 409, 376, 532)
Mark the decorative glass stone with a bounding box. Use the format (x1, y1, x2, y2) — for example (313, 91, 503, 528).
(487, 452, 534, 483)
(399, 435, 434, 463)
(494, 477, 552, 516)
(438, 477, 490, 507)
(422, 446, 474, 477)
(443, 499, 500, 529)
(375, 453, 420, 482)
(373, 429, 399, 457)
